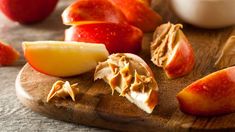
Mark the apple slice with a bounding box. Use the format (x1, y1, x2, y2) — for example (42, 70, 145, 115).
(177, 66, 235, 116)
(109, 0, 162, 32)
(62, 0, 127, 25)
(0, 41, 19, 66)
(65, 22, 143, 54)
(151, 22, 195, 78)
(94, 53, 158, 113)
(23, 41, 109, 77)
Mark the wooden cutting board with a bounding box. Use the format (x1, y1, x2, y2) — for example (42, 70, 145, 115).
(15, 1, 235, 131)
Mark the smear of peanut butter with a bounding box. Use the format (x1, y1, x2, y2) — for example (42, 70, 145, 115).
(151, 22, 183, 67)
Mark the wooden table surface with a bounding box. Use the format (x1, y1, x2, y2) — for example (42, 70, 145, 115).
(0, 0, 108, 131)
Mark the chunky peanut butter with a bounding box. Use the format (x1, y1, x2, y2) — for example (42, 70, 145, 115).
(94, 53, 157, 96)
(47, 80, 79, 102)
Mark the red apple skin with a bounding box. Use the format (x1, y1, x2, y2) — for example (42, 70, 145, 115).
(65, 22, 143, 54)
(0, 0, 58, 24)
(164, 38, 195, 79)
(0, 41, 19, 65)
(147, 0, 152, 5)
(109, 0, 162, 32)
(62, 0, 127, 25)
(177, 66, 235, 116)
(139, 0, 152, 6)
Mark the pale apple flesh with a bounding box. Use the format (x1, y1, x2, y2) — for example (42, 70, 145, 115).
(23, 41, 109, 77)
(177, 66, 235, 116)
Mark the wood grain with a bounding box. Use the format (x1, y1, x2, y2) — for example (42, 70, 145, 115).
(15, 0, 235, 131)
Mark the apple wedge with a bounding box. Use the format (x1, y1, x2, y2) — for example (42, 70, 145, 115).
(23, 41, 109, 77)
(0, 41, 19, 66)
(94, 53, 158, 113)
(109, 0, 162, 32)
(151, 22, 195, 78)
(177, 66, 235, 116)
(65, 22, 143, 54)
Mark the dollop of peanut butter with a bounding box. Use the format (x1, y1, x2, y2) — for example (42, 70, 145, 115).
(47, 80, 79, 102)
(94, 53, 159, 113)
(94, 53, 157, 96)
